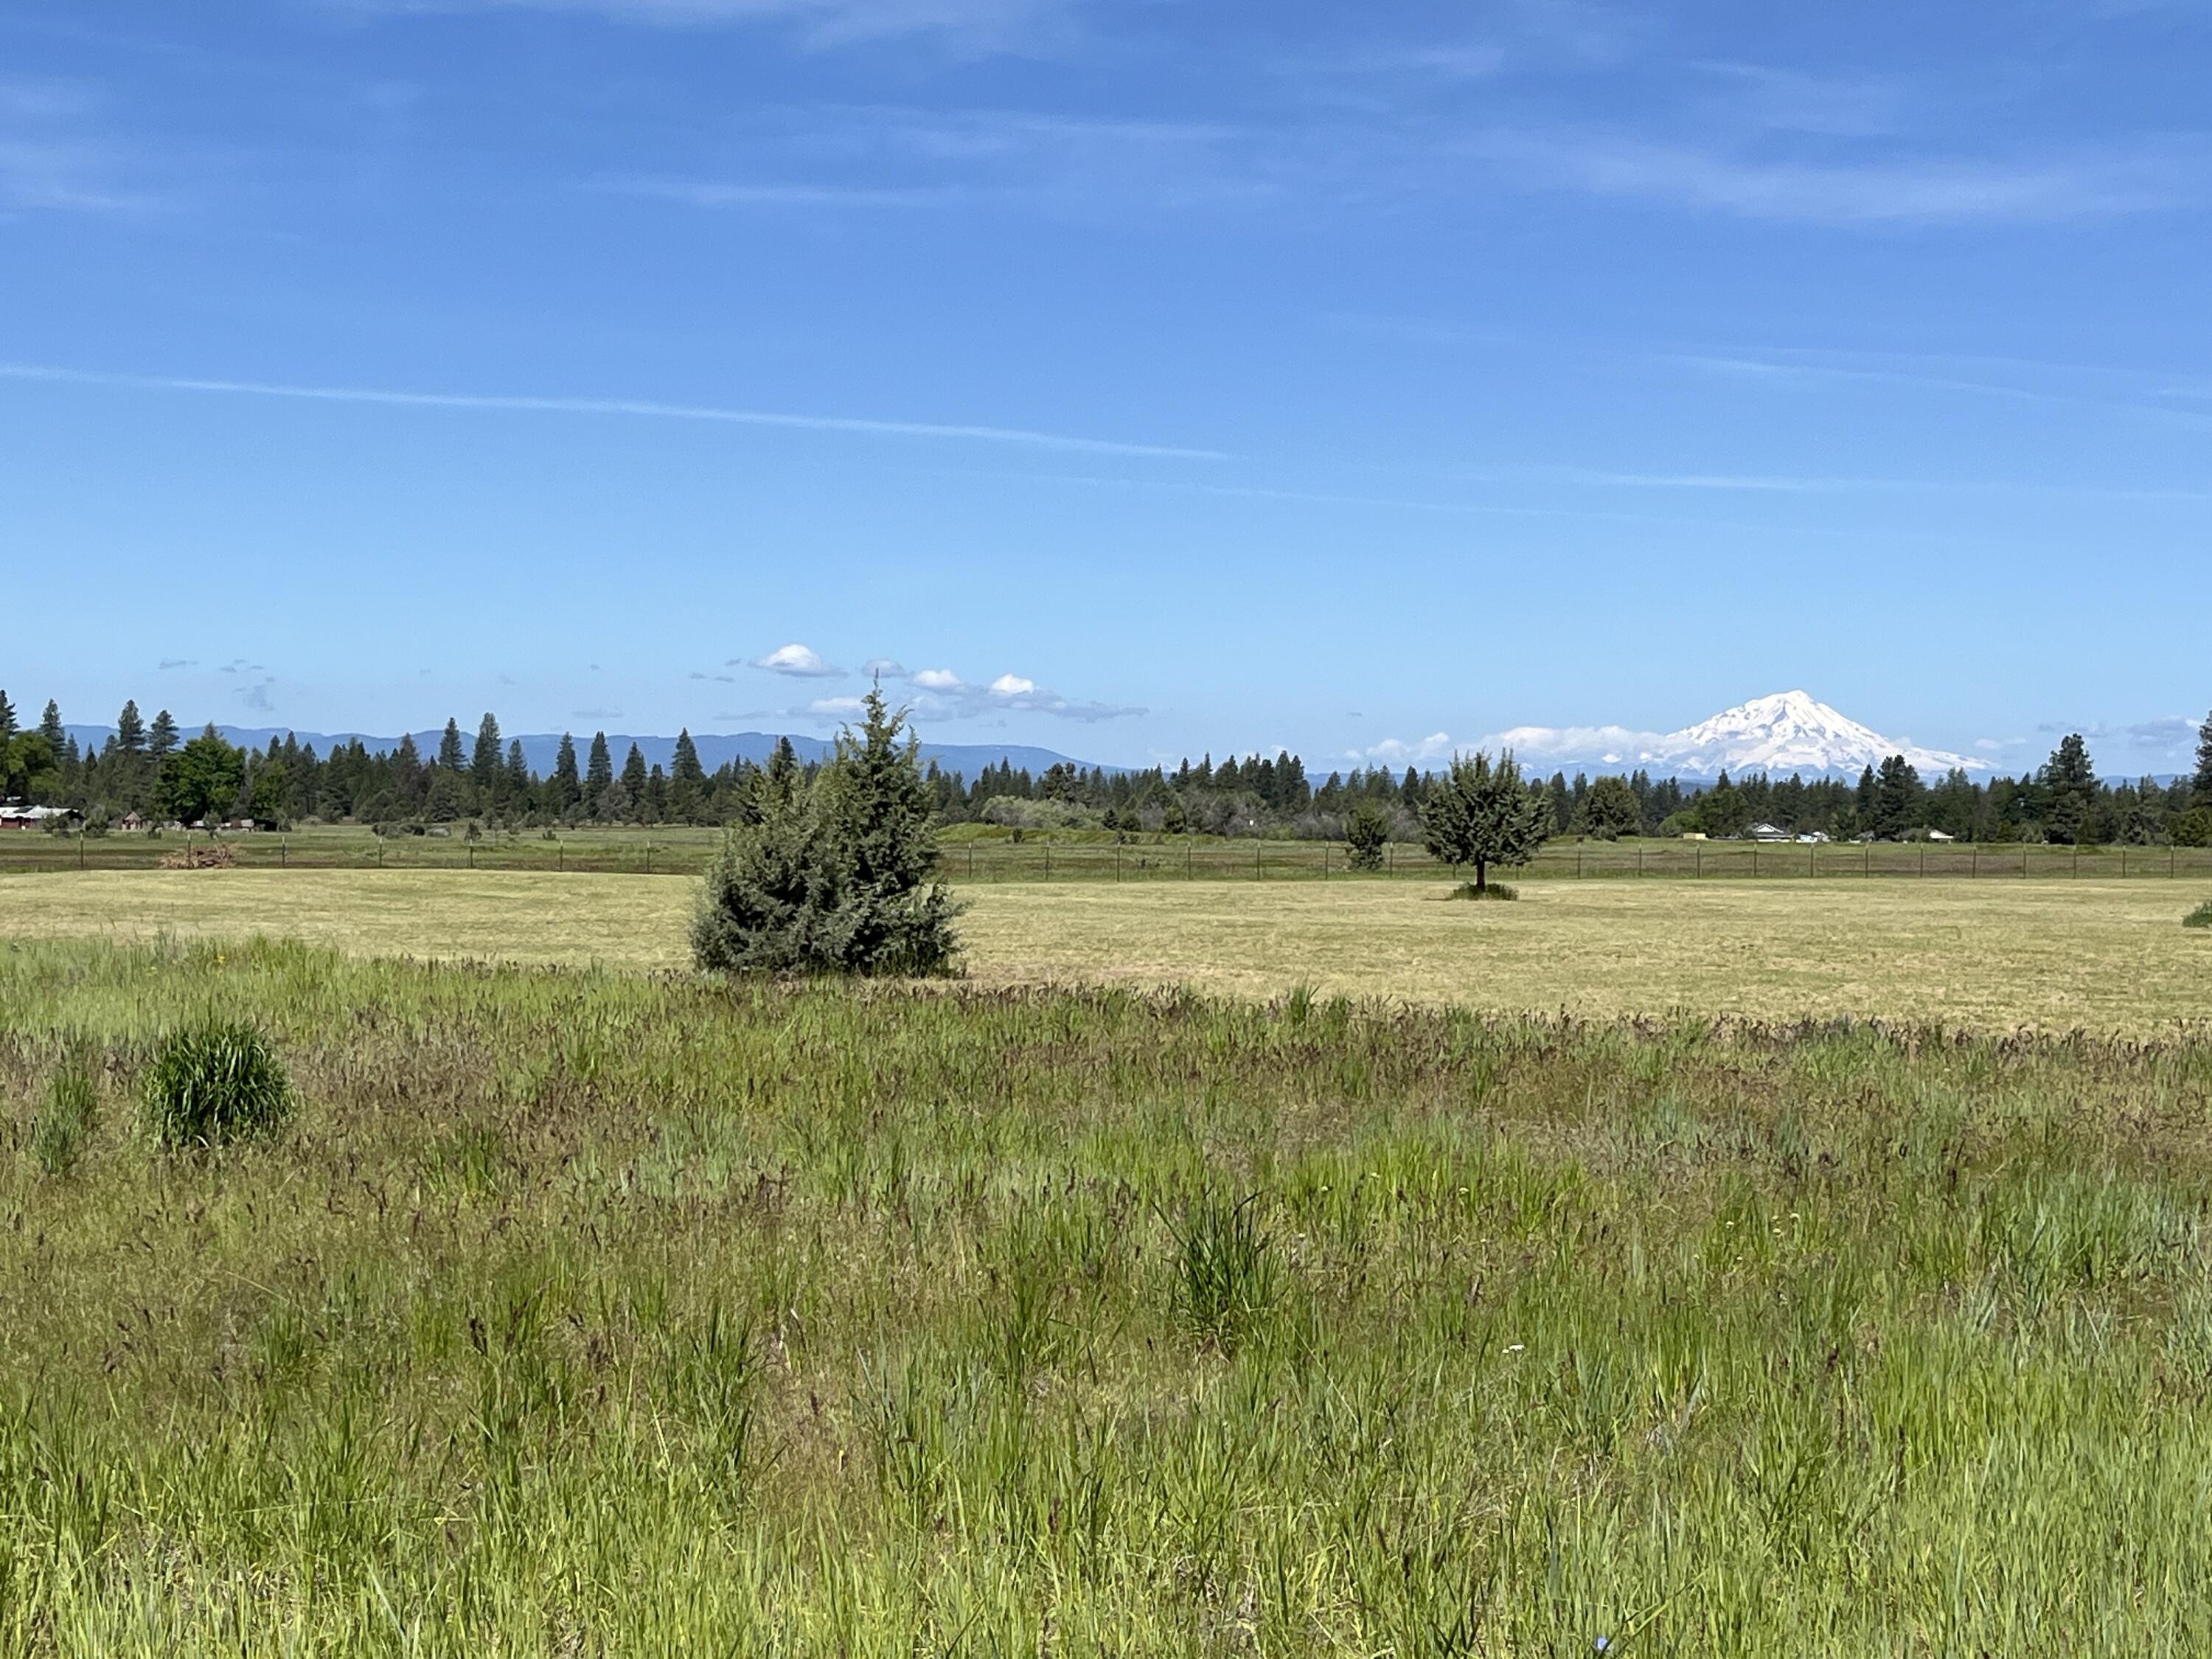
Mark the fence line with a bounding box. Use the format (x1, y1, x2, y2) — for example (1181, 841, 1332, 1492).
(3, 831, 2211, 884)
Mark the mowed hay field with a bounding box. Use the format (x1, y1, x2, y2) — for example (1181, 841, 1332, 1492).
(10, 939, 2212, 1649)
(2, 869, 2208, 1032)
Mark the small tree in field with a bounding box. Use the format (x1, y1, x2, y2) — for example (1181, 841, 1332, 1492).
(1420, 750, 1551, 894)
(692, 689, 963, 976)
(1344, 800, 1390, 870)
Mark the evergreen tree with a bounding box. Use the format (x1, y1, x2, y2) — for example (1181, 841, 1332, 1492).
(2195, 710, 2212, 805)
(1870, 755, 1921, 841)
(0, 690, 15, 742)
(147, 708, 179, 760)
(471, 713, 503, 798)
(38, 700, 64, 757)
(2039, 733, 2097, 844)
(114, 700, 146, 757)
(437, 718, 466, 773)
(1575, 775, 1643, 839)
(670, 728, 707, 823)
(552, 734, 582, 814)
(620, 743, 649, 810)
(505, 740, 531, 807)
(392, 733, 425, 804)
(1344, 799, 1390, 870)
(585, 732, 613, 803)
(158, 726, 244, 827)
(1419, 750, 1550, 894)
(694, 687, 962, 975)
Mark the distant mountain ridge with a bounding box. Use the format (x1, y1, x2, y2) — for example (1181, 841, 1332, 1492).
(60, 726, 1112, 780)
(1489, 691, 1987, 780)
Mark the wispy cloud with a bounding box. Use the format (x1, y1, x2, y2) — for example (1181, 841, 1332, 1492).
(1470, 128, 2200, 225)
(156, 657, 197, 670)
(0, 362, 1225, 461)
(0, 76, 167, 214)
(338, 0, 1082, 50)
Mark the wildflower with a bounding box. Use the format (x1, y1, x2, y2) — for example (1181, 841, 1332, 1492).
(1504, 1343, 1525, 1354)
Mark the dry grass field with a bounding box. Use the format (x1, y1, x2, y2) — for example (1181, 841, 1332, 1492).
(3, 868, 2206, 1032)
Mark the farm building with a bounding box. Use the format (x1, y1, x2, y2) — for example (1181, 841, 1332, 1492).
(0, 804, 76, 830)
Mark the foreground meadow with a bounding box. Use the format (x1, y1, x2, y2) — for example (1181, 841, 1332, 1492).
(3, 869, 2208, 1032)
(7, 937, 2212, 1652)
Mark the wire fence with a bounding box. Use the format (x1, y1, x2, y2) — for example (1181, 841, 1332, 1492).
(4, 830, 2212, 883)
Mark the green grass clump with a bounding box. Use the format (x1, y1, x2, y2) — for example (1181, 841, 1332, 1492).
(140, 1019, 293, 1147)
(1449, 878, 1518, 900)
(10, 938, 2212, 1649)
(29, 1053, 98, 1176)
(2185, 898, 2212, 929)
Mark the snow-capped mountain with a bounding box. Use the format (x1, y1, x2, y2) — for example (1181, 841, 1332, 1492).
(1485, 691, 1984, 779)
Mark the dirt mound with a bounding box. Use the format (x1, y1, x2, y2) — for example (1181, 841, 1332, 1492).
(159, 843, 240, 870)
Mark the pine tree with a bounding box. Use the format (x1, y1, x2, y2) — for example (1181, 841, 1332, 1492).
(693, 687, 962, 975)
(1871, 755, 1921, 841)
(1419, 750, 1550, 894)
(620, 743, 649, 812)
(147, 709, 179, 760)
(39, 700, 64, 757)
(0, 690, 15, 741)
(2195, 710, 2212, 805)
(585, 732, 613, 802)
(505, 740, 530, 808)
(437, 719, 466, 773)
(115, 700, 146, 756)
(552, 734, 581, 814)
(2039, 733, 2097, 844)
(471, 713, 503, 798)
(670, 728, 707, 824)
(1345, 799, 1390, 870)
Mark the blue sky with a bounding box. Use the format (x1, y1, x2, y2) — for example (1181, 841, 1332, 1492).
(3, 0, 2208, 775)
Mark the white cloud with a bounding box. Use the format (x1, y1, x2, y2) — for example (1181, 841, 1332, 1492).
(1358, 732, 1455, 765)
(791, 661, 1141, 722)
(912, 667, 963, 691)
(861, 656, 908, 678)
(1477, 722, 1660, 762)
(748, 642, 843, 678)
(806, 695, 869, 716)
(989, 673, 1036, 696)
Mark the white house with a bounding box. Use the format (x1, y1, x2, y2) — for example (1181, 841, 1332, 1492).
(1747, 822, 1791, 841)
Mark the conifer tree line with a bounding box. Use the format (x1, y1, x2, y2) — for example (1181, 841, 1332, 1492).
(5, 686, 2212, 848)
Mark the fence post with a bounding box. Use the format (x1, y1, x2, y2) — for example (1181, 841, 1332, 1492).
(2023, 849, 2028, 878)
(1256, 844, 1262, 881)
(1576, 847, 1583, 879)
(1752, 846, 1759, 878)
(1638, 846, 1645, 877)
(378, 838, 384, 869)
(1187, 841, 1193, 880)
(1919, 847, 1924, 877)
(283, 838, 288, 868)
(558, 842, 563, 872)
(647, 841, 653, 875)
(1115, 845, 1121, 883)
(1321, 845, 1328, 880)
(79, 832, 86, 870)
(1695, 844, 1702, 878)
(2072, 847, 2078, 879)
(1972, 848, 1978, 879)
(1045, 843, 1051, 880)
(1863, 844, 1870, 878)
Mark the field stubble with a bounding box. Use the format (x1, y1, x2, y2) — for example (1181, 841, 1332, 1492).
(1, 869, 2207, 1034)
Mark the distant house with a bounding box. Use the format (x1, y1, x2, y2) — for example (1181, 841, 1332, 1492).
(0, 804, 74, 830)
(118, 813, 145, 831)
(1677, 831, 1708, 841)
(1927, 829, 1956, 843)
(1747, 822, 1791, 841)
(1796, 831, 1831, 844)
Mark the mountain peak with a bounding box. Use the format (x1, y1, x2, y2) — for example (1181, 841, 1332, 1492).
(1482, 692, 1984, 779)
(1660, 692, 1979, 777)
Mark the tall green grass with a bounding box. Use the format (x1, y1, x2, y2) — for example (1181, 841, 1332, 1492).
(6, 936, 2212, 1651)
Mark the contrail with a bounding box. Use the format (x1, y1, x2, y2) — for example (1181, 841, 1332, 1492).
(0, 362, 1227, 462)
